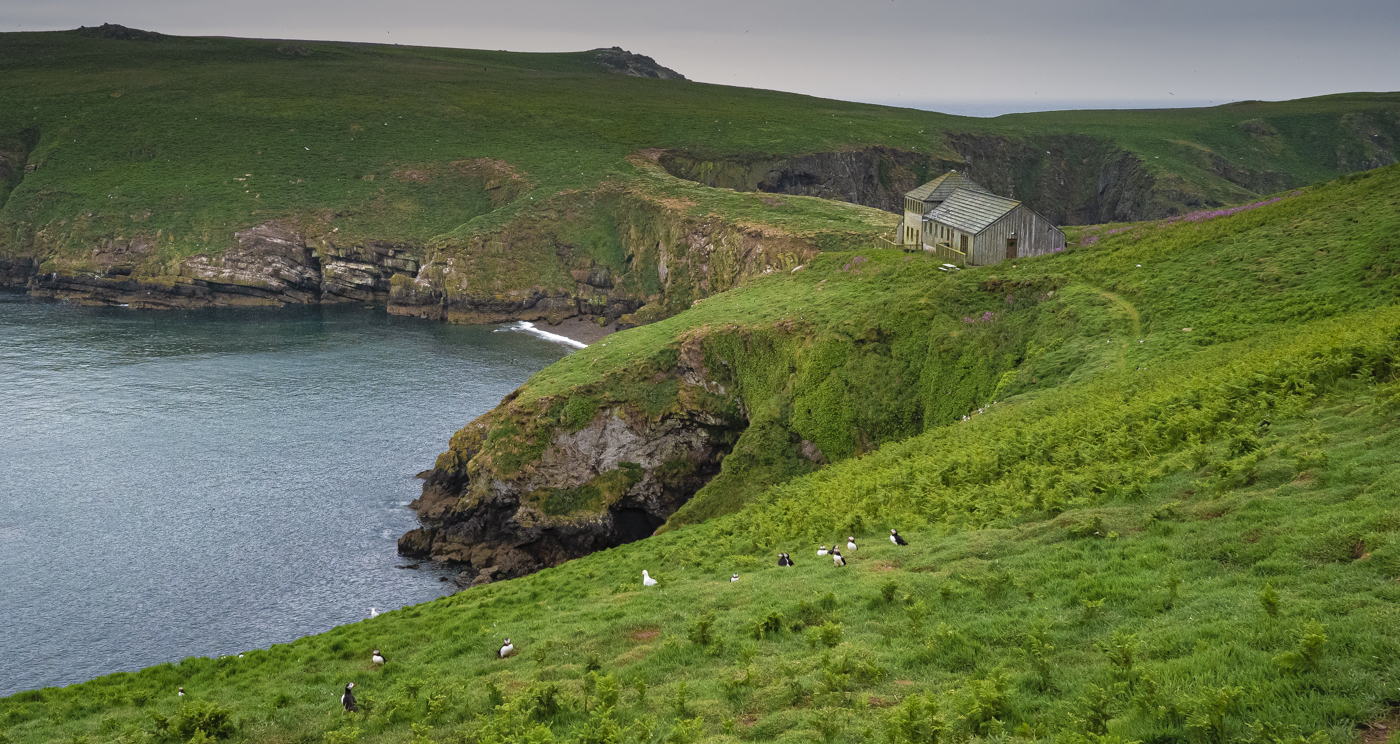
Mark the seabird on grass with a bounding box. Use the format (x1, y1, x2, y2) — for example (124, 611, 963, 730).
(369, 607, 379, 619)
(341, 683, 357, 712)
(817, 545, 829, 556)
(730, 573, 740, 582)
(642, 570, 658, 587)
(847, 536, 858, 552)
(778, 552, 794, 567)
(372, 649, 385, 665)
(890, 529, 909, 546)
(499, 638, 515, 658)
(177, 686, 185, 697)
(831, 547, 846, 567)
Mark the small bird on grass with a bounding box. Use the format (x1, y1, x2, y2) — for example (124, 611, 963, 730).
(371, 649, 385, 665)
(730, 573, 740, 582)
(341, 683, 357, 712)
(369, 607, 379, 618)
(499, 638, 515, 658)
(778, 553, 794, 567)
(832, 547, 846, 567)
(642, 570, 657, 587)
(847, 536, 858, 552)
(177, 686, 185, 697)
(817, 545, 829, 556)
(890, 529, 909, 546)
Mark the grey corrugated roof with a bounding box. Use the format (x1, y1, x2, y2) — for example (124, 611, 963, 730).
(923, 189, 1020, 234)
(904, 171, 988, 203)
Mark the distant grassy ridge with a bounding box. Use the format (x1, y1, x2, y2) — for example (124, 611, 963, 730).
(0, 29, 1396, 284)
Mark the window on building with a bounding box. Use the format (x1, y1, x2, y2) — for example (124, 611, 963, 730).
(960, 235, 969, 250)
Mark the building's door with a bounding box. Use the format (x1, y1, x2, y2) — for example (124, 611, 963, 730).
(1006, 236, 1018, 260)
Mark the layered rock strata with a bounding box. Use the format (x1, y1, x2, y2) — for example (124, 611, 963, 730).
(399, 336, 745, 584)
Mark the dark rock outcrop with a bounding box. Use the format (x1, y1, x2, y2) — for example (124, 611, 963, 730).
(658, 132, 1309, 225)
(399, 336, 745, 583)
(77, 24, 163, 41)
(594, 48, 686, 81)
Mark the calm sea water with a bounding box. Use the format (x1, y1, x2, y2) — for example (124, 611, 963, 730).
(0, 292, 573, 696)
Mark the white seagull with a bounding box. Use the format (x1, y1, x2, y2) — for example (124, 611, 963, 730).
(642, 570, 658, 587)
(369, 607, 379, 618)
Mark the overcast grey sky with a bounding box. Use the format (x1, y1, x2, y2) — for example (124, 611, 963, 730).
(5, 0, 1397, 115)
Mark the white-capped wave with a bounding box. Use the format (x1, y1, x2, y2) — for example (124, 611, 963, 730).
(503, 321, 587, 349)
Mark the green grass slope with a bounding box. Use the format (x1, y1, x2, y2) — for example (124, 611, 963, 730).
(4, 172, 1400, 744)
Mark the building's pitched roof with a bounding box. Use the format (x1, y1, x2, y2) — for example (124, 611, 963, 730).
(904, 171, 989, 203)
(923, 188, 1020, 234)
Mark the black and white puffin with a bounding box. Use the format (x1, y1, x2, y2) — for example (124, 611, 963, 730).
(890, 529, 909, 546)
(177, 686, 185, 697)
(817, 545, 829, 556)
(499, 638, 515, 658)
(341, 682, 358, 712)
(847, 536, 858, 552)
(371, 649, 385, 665)
(778, 552, 794, 567)
(730, 573, 740, 582)
(831, 547, 846, 567)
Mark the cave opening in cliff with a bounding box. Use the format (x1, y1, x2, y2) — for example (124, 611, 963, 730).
(614, 507, 664, 543)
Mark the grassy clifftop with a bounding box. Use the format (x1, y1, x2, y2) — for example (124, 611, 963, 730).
(0, 29, 1396, 319)
(5, 167, 1400, 743)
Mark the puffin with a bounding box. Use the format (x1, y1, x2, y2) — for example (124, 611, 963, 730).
(847, 536, 858, 552)
(341, 683, 358, 712)
(730, 573, 740, 582)
(778, 553, 793, 567)
(890, 529, 909, 546)
(177, 686, 185, 697)
(499, 638, 515, 658)
(831, 547, 846, 567)
(371, 649, 385, 665)
(817, 545, 829, 556)
(642, 570, 658, 587)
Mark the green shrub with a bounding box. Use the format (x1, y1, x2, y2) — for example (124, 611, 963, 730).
(169, 702, 234, 741)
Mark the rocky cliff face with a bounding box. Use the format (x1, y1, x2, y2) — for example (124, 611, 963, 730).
(4, 176, 834, 330)
(399, 334, 744, 584)
(16, 221, 427, 309)
(659, 132, 1307, 225)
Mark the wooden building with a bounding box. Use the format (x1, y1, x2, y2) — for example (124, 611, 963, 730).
(921, 189, 1066, 266)
(897, 171, 988, 247)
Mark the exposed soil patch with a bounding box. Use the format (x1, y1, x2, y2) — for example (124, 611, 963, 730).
(1358, 715, 1399, 744)
(866, 696, 893, 708)
(629, 628, 660, 642)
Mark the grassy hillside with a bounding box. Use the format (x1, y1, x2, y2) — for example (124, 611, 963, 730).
(434, 164, 1400, 537)
(5, 174, 1400, 743)
(0, 28, 1396, 318)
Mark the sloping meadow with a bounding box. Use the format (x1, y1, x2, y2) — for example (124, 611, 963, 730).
(5, 169, 1400, 743)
